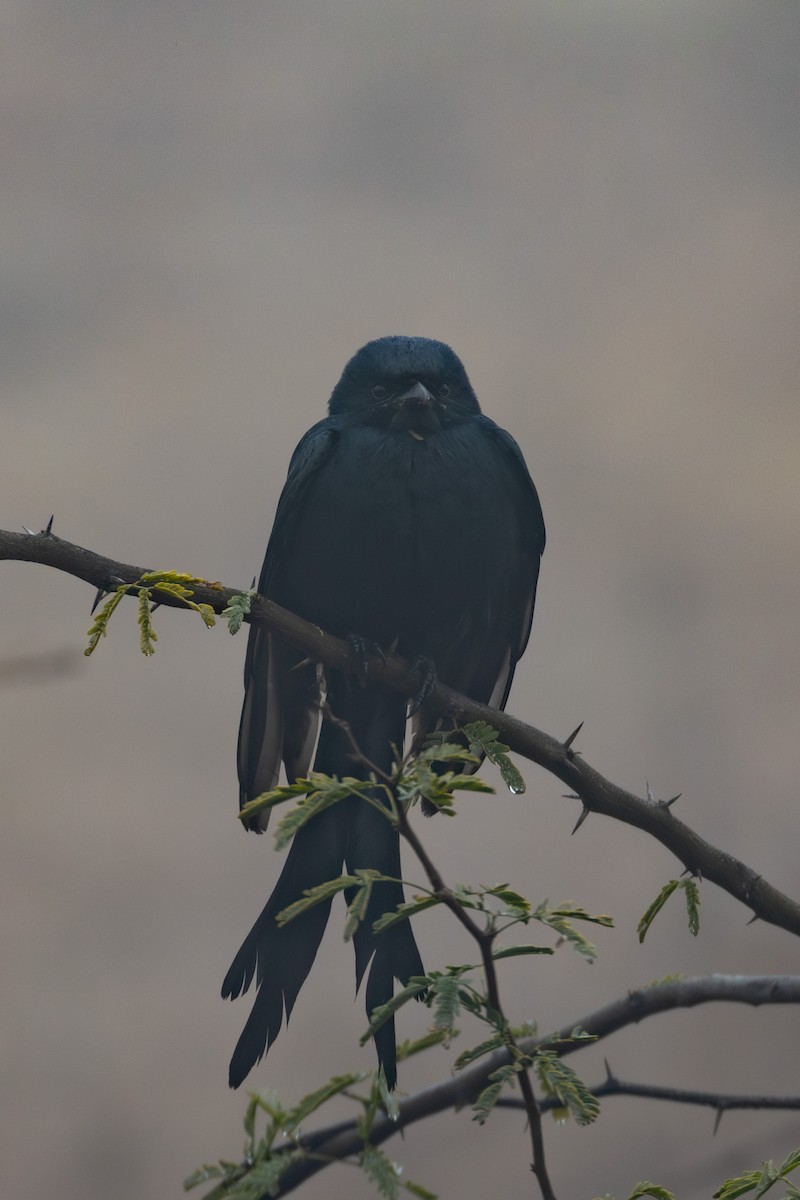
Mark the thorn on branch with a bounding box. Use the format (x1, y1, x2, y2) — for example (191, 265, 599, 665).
(22, 525, 36, 536)
(563, 720, 584, 755)
(658, 792, 681, 810)
(713, 1106, 724, 1135)
(45, 514, 54, 534)
(571, 805, 591, 835)
(90, 576, 126, 614)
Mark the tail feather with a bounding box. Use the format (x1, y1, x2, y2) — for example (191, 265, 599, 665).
(223, 673, 424, 1089)
(222, 800, 349, 1088)
(345, 705, 429, 1094)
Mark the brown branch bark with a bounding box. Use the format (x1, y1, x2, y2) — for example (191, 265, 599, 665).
(4, 526, 800, 940)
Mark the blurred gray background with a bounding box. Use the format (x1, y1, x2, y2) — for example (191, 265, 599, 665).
(2, 2, 799, 1197)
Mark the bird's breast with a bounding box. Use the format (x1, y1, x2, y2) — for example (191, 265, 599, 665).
(273, 424, 521, 646)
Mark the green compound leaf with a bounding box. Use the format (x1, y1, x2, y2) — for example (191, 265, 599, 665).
(273, 776, 376, 851)
(85, 586, 129, 655)
(463, 720, 527, 794)
(222, 588, 258, 635)
(472, 1062, 520, 1125)
(361, 1145, 401, 1200)
(396, 1028, 453, 1061)
(534, 902, 613, 962)
(535, 1050, 600, 1126)
(284, 1073, 364, 1130)
(492, 943, 554, 960)
(683, 877, 701, 936)
(453, 1032, 505, 1070)
(276, 874, 360, 927)
(638, 878, 702, 943)
(138, 587, 157, 655)
(625, 1185, 677, 1200)
(361, 977, 430, 1041)
(372, 894, 441, 933)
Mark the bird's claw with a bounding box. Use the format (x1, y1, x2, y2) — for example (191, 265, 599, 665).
(346, 633, 385, 683)
(408, 655, 436, 716)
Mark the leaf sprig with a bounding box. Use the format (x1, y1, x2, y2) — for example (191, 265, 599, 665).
(85, 570, 216, 656)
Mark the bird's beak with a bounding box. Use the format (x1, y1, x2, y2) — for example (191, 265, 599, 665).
(395, 381, 434, 408)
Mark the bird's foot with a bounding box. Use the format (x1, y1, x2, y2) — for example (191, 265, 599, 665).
(408, 655, 437, 717)
(346, 633, 386, 684)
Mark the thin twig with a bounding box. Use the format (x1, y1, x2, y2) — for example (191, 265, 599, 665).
(327, 711, 557, 1197)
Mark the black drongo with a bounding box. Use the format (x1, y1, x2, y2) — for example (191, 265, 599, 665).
(222, 335, 545, 1089)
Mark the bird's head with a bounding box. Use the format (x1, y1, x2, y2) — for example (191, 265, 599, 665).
(328, 336, 480, 434)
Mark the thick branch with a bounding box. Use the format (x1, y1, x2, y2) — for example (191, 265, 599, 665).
(275, 974, 800, 1196)
(4, 527, 800, 939)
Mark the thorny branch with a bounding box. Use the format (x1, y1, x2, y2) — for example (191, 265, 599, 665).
(267, 974, 800, 1196)
(328, 708, 557, 1199)
(4, 525, 800, 941)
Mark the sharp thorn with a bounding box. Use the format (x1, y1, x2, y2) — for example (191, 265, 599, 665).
(658, 792, 681, 809)
(713, 1106, 724, 1135)
(90, 586, 107, 614)
(45, 514, 54, 534)
(22, 525, 35, 535)
(150, 601, 162, 613)
(250, 576, 256, 589)
(563, 721, 584, 751)
(561, 793, 580, 800)
(645, 780, 654, 804)
(571, 805, 591, 835)
(603, 1057, 614, 1082)
(746, 912, 760, 926)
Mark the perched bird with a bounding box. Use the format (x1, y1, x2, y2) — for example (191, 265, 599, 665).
(222, 336, 545, 1089)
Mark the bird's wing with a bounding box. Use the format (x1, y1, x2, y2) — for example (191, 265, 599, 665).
(480, 417, 545, 707)
(411, 417, 545, 756)
(237, 421, 338, 828)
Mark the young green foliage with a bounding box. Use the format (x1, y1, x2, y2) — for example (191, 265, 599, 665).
(532, 901, 614, 962)
(270, 775, 378, 850)
(638, 877, 702, 943)
(397, 738, 493, 815)
(534, 1049, 600, 1126)
(221, 588, 258, 635)
(472, 1061, 521, 1124)
(85, 570, 216, 657)
(185, 1075, 367, 1199)
(714, 1147, 800, 1199)
(463, 720, 527, 794)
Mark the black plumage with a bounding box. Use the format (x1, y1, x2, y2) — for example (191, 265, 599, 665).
(222, 335, 545, 1089)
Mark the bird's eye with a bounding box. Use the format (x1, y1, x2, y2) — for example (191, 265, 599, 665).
(371, 385, 388, 400)
(438, 383, 450, 398)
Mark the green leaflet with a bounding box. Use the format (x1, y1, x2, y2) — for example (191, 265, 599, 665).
(275, 874, 360, 926)
(534, 1050, 599, 1126)
(361, 1145, 401, 1200)
(638, 878, 702, 943)
(221, 588, 257, 635)
(360, 977, 430, 1040)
